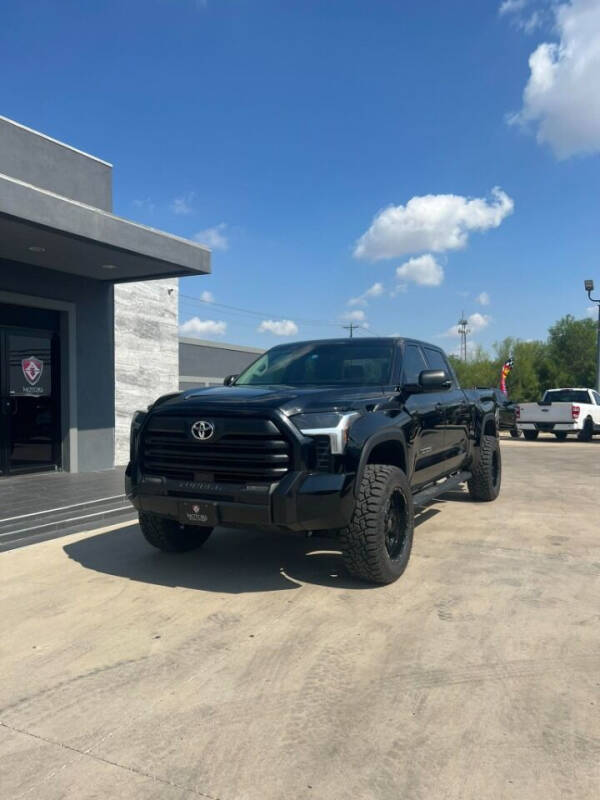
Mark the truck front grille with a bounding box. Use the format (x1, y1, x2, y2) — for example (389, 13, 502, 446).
(141, 415, 291, 484)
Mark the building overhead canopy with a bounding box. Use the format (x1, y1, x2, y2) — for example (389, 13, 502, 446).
(0, 173, 210, 282)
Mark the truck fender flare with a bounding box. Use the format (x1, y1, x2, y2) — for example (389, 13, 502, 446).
(476, 412, 498, 445)
(354, 430, 409, 497)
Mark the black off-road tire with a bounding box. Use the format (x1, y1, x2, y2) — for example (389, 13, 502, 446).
(139, 512, 213, 553)
(523, 430, 539, 441)
(554, 431, 568, 441)
(340, 465, 414, 585)
(509, 428, 521, 438)
(468, 434, 501, 502)
(578, 418, 594, 442)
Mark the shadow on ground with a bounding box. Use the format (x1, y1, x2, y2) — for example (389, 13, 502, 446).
(63, 507, 439, 594)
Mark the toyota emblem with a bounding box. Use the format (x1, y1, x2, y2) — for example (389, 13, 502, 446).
(191, 420, 215, 441)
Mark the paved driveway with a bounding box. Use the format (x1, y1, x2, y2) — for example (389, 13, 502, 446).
(1, 439, 599, 799)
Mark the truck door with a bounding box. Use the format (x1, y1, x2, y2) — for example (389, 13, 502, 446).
(401, 342, 447, 488)
(423, 346, 470, 474)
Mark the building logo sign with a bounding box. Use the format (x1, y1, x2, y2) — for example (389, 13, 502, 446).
(22, 357, 44, 387)
(191, 420, 215, 441)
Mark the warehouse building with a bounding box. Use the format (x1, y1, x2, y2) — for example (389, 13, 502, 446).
(179, 338, 263, 392)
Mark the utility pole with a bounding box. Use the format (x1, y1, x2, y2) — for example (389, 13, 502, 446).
(584, 279, 600, 392)
(457, 311, 470, 362)
(343, 323, 360, 338)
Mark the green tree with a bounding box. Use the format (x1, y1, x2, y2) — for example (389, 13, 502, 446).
(445, 314, 595, 400)
(448, 346, 496, 389)
(493, 338, 551, 402)
(547, 315, 597, 387)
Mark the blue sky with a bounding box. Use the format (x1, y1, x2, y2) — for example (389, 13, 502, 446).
(2, 0, 599, 351)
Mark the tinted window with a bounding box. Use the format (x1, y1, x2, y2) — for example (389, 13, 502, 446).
(235, 341, 395, 386)
(592, 391, 600, 405)
(424, 347, 450, 375)
(543, 389, 590, 404)
(402, 344, 428, 384)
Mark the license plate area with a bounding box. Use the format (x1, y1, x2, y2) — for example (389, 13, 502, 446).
(180, 500, 219, 526)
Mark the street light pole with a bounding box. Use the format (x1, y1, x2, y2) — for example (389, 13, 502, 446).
(584, 279, 600, 393)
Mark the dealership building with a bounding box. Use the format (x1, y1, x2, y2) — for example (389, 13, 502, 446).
(0, 115, 260, 478)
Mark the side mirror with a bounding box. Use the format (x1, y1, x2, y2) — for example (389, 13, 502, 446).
(419, 369, 452, 391)
(223, 374, 238, 386)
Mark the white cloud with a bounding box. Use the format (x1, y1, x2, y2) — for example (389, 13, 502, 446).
(171, 192, 195, 215)
(200, 290, 215, 303)
(499, 0, 527, 15)
(508, 0, 600, 158)
(348, 282, 384, 306)
(258, 319, 298, 336)
(179, 317, 227, 337)
(442, 312, 492, 338)
(476, 291, 491, 306)
(341, 309, 367, 322)
(586, 305, 598, 317)
(447, 339, 481, 359)
(132, 197, 155, 213)
(194, 223, 229, 251)
(521, 10, 543, 33)
(354, 188, 513, 260)
(389, 283, 408, 297)
(395, 254, 444, 287)
(468, 312, 492, 331)
(499, 0, 544, 32)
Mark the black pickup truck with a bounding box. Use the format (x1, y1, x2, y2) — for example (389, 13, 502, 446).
(126, 337, 501, 584)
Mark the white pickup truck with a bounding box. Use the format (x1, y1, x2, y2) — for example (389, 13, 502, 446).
(516, 388, 600, 441)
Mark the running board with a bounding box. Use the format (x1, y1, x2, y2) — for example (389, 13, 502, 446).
(412, 471, 472, 508)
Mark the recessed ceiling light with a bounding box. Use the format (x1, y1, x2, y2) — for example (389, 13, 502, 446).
(28, 245, 46, 253)
(101, 264, 118, 270)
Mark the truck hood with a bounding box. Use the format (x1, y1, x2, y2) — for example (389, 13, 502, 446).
(151, 385, 395, 417)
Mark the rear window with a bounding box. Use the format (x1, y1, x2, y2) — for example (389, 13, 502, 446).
(543, 390, 590, 404)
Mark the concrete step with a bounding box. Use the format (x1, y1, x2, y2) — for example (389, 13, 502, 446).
(0, 494, 136, 549)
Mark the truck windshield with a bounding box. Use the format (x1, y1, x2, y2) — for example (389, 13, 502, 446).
(235, 341, 395, 386)
(543, 390, 590, 403)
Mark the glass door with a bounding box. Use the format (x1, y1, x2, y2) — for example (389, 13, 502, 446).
(0, 327, 61, 475)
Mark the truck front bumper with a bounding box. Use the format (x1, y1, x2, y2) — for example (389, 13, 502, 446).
(125, 467, 356, 532)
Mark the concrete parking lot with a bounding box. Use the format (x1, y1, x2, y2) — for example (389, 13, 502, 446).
(1, 437, 599, 800)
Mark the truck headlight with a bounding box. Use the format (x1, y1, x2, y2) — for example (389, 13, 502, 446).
(130, 410, 147, 460)
(290, 412, 360, 454)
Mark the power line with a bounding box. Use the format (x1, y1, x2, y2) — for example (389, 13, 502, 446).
(180, 292, 388, 336)
(179, 293, 341, 328)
